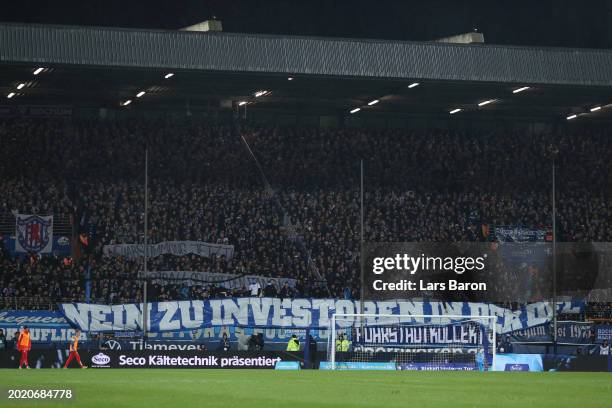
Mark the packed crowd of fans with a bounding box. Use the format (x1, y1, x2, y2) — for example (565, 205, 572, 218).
(0, 118, 610, 310)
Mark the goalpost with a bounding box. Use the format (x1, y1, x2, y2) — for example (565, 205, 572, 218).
(328, 314, 496, 370)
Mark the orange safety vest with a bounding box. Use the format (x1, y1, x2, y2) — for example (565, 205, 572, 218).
(18, 332, 31, 350)
(70, 335, 79, 351)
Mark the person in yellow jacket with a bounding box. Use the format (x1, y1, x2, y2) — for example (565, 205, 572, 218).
(286, 334, 300, 351)
(335, 333, 350, 352)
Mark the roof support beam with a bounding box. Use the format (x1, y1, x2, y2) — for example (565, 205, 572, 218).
(1, 23, 612, 86)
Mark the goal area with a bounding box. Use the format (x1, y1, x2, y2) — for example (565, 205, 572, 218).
(327, 313, 496, 371)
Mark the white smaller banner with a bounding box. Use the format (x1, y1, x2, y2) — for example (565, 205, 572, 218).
(140, 270, 297, 290)
(15, 214, 54, 253)
(494, 226, 549, 243)
(103, 241, 234, 260)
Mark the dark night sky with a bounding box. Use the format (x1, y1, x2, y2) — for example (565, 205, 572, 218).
(3, 0, 612, 49)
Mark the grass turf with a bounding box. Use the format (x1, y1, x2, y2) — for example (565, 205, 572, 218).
(0, 369, 610, 408)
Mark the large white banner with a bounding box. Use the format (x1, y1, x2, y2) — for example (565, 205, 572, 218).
(140, 270, 296, 290)
(58, 298, 582, 334)
(103, 241, 234, 260)
(15, 214, 53, 253)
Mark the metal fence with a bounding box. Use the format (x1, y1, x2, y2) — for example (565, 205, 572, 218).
(0, 296, 76, 311)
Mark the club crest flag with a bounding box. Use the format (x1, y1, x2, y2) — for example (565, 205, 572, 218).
(15, 214, 54, 253)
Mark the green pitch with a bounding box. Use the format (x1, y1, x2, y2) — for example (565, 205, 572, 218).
(0, 369, 610, 408)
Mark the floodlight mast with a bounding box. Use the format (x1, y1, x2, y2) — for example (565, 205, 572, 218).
(552, 149, 557, 354)
(359, 159, 365, 342)
(143, 147, 149, 345)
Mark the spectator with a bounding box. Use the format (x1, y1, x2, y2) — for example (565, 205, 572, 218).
(10, 333, 19, 350)
(263, 280, 277, 297)
(247, 333, 260, 351)
(256, 333, 264, 351)
(308, 334, 318, 368)
(0, 329, 6, 349)
(218, 332, 230, 351)
(279, 282, 293, 299)
(248, 281, 261, 297)
(498, 335, 514, 354)
(600, 339, 610, 355)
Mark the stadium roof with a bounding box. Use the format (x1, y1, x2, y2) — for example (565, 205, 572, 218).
(1, 23, 612, 121)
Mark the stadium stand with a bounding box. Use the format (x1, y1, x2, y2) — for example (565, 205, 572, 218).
(0, 118, 610, 314)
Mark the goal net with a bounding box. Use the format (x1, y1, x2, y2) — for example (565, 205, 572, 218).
(327, 314, 496, 371)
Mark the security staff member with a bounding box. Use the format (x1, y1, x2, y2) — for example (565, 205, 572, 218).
(335, 333, 350, 352)
(286, 334, 300, 351)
